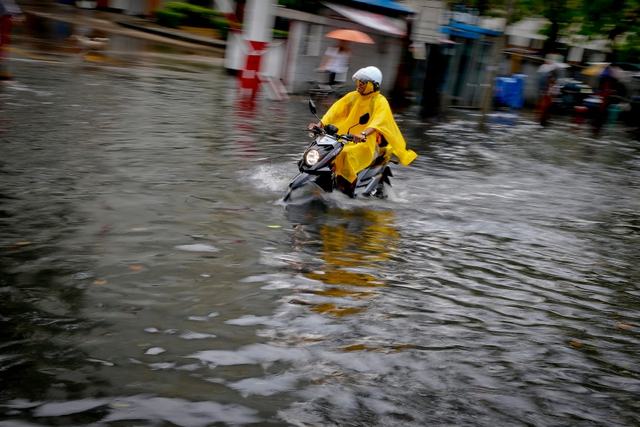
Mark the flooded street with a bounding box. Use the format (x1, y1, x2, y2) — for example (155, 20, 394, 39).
(1, 13, 640, 427)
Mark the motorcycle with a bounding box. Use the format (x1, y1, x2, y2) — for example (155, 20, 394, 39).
(283, 100, 394, 202)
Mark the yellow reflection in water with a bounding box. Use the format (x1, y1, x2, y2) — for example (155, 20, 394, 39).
(311, 303, 363, 316)
(304, 209, 399, 317)
(313, 288, 376, 298)
(285, 207, 413, 353)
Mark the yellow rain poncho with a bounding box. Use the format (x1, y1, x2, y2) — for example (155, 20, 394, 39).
(321, 87, 417, 183)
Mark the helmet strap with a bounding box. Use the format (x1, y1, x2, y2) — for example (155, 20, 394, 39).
(359, 81, 379, 95)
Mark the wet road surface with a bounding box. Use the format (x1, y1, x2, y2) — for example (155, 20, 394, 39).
(1, 12, 640, 427)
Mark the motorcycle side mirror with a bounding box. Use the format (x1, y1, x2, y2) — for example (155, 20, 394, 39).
(346, 112, 371, 135)
(309, 99, 321, 122)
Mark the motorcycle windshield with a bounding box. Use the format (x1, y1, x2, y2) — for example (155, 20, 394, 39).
(315, 135, 340, 147)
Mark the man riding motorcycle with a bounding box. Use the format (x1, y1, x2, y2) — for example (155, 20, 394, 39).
(308, 66, 417, 190)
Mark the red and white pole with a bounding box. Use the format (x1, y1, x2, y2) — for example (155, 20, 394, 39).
(238, 0, 275, 100)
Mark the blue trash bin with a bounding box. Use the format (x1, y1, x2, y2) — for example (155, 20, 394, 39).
(494, 75, 527, 109)
(494, 77, 517, 108)
(511, 74, 527, 108)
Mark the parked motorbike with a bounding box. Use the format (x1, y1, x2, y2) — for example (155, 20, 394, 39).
(284, 100, 394, 202)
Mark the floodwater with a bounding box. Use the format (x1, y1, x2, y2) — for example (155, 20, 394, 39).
(1, 15, 640, 427)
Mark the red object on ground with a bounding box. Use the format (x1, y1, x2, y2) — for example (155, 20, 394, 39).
(573, 106, 588, 124)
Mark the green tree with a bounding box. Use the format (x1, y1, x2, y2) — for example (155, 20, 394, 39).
(617, 32, 640, 62)
(461, 0, 639, 62)
(578, 0, 640, 62)
(515, 0, 581, 57)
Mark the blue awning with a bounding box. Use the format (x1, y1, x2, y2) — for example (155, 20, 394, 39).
(440, 27, 481, 40)
(349, 0, 415, 14)
(450, 21, 501, 36)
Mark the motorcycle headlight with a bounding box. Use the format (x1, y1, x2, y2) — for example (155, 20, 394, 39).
(304, 149, 320, 166)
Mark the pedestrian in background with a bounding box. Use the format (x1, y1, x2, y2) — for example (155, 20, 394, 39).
(539, 73, 560, 126)
(592, 75, 614, 135)
(317, 39, 351, 86)
(0, 0, 23, 80)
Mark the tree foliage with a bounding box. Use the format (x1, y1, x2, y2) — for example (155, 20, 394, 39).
(579, 0, 638, 40)
(616, 32, 640, 62)
(456, 0, 640, 62)
(516, 0, 580, 55)
(577, 0, 640, 61)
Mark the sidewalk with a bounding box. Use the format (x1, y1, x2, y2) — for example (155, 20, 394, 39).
(16, 0, 226, 52)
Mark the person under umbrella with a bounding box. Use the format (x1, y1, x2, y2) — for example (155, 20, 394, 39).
(316, 29, 374, 87)
(317, 39, 351, 86)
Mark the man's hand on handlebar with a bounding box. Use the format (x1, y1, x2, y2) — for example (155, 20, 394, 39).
(353, 133, 366, 143)
(308, 121, 323, 131)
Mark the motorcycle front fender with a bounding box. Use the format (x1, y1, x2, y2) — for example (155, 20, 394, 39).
(289, 172, 319, 190)
(284, 173, 314, 202)
(284, 171, 334, 202)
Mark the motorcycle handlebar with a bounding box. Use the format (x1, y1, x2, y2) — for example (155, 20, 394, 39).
(304, 129, 363, 143)
(304, 126, 324, 134)
(342, 134, 366, 142)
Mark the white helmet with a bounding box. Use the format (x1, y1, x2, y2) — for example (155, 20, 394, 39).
(352, 66, 383, 89)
